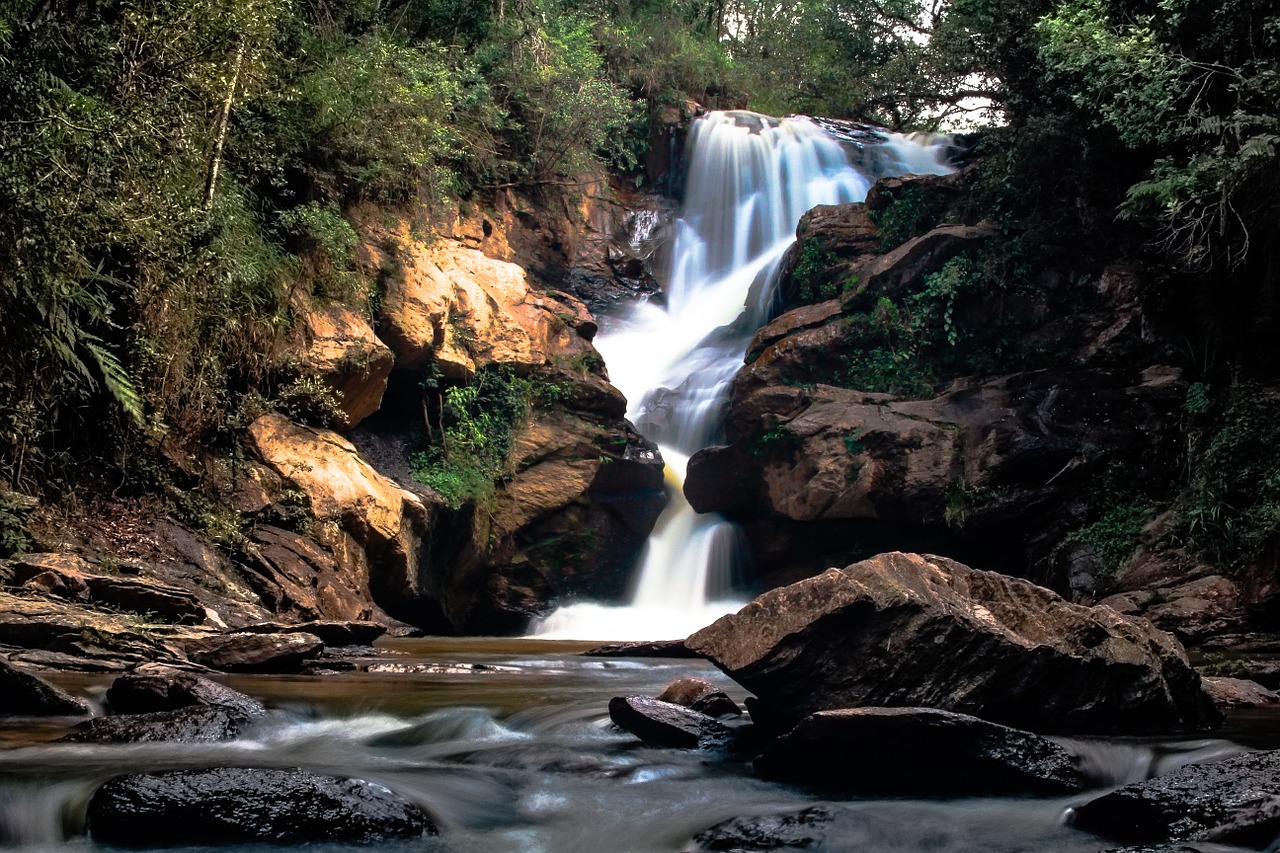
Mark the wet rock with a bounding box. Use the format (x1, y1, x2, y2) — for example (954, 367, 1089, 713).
(657, 677, 741, 718)
(608, 695, 730, 749)
(105, 664, 266, 718)
(239, 619, 387, 647)
(61, 705, 250, 744)
(183, 631, 323, 673)
(689, 806, 834, 852)
(1199, 676, 1279, 708)
(0, 657, 91, 716)
(583, 640, 698, 658)
(87, 768, 433, 845)
(1071, 748, 1280, 844)
(686, 552, 1220, 734)
(754, 707, 1084, 796)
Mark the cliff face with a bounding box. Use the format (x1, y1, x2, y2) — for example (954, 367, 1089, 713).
(681, 168, 1263, 649)
(1, 175, 671, 652)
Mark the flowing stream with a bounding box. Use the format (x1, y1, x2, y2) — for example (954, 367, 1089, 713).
(1, 639, 1262, 853)
(534, 111, 952, 641)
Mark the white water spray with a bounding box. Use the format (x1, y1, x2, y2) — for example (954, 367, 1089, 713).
(532, 111, 951, 641)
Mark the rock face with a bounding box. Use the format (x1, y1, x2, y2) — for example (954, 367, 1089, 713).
(1071, 749, 1280, 845)
(0, 657, 91, 716)
(753, 707, 1084, 796)
(9, 553, 204, 624)
(298, 302, 395, 428)
(686, 552, 1220, 734)
(608, 695, 730, 749)
(687, 367, 1185, 594)
(87, 768, 433, 846)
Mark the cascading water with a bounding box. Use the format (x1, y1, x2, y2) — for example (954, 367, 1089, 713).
(532, 111, 952, 641)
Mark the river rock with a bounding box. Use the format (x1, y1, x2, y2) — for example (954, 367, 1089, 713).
(608, 695, 730, 749)
(87, 768, 433, 845)
(0, 657, 91, 716)
(686, 552, 1220, 734)
(183, 631, 324, 673)
(238, 619, 387, 646)
(657, 677, 741, 718)
(689, 806, 834, 852)
(1199, 676, 1279, 708)
(105, 664, 266, 717)
(583, 640, 698, 658)
(1071, 748, 1280, 845)
(61, 706, 250, 744)
(753, 707, 1084, 796)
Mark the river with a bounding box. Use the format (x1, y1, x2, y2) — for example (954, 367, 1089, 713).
(1, 639, 1269, 852)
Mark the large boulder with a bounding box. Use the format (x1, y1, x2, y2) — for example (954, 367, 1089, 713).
(105, 664, 266, 718)
(61, 706, 251, 744)
(297, 302, 395, 428)
(1071, 749, 1280, 846)
(0, 657, 91, 716)
(686, 552, 1220, 734)
(753, 707, 1084, 796)
(87, 768, 433, 846)
(181, 631, 324, 673)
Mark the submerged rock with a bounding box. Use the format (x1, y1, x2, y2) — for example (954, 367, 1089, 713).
(686, 552, 1220, 734)
(238, 619, 387, 647)
(1071, 749, 1280, 845)
(0, 657, 91, 716)
(689, 806, 834, 851)
(754, 707, 1084, 796)
(87, 768, 433, 845)
(608, 695, 730, 749)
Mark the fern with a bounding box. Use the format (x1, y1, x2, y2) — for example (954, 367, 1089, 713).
(85, 339, 144, 424)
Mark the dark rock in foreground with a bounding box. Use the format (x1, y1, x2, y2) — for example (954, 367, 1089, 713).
(754, 707, 1084, 796)
(0, 657, 91, 716)
(106, 664, 266, 718)
(1071, 749, 1280, 844)
(183, 631, 323, 672)
(87, 768, 433, 846)
(60, 706, 251, 744)
(690, 806, 834, 851)
(609, 695, 730, 749)
(658, 676, 741, 718)
(687, 552, 1220, 734)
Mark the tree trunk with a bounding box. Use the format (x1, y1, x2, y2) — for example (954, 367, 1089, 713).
(203, 39, 246, 212)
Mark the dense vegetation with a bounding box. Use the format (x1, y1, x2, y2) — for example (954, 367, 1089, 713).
(1, 0, 1278, 574)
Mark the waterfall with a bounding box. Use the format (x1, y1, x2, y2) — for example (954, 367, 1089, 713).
(532, 111, 952, 641)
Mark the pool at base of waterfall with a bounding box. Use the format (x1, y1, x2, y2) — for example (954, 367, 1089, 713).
(2, 639, 1271, 853)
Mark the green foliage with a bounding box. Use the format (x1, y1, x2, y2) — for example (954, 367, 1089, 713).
(752, 423, 796, 457)
(1176, 384, 1280, 566)
(0, 491, 37, 557)
(787, 239, 846, 308)
(871, 186, 952, 249)
(277, 375, 347, 429)
(1062, 497, 1153, 581)
(411, 366, 535, 508)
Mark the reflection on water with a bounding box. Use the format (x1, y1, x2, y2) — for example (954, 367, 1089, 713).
(1, 639, 1273, 853)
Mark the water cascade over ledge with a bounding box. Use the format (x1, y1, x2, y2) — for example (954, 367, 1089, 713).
(532, 111, 952, 641)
